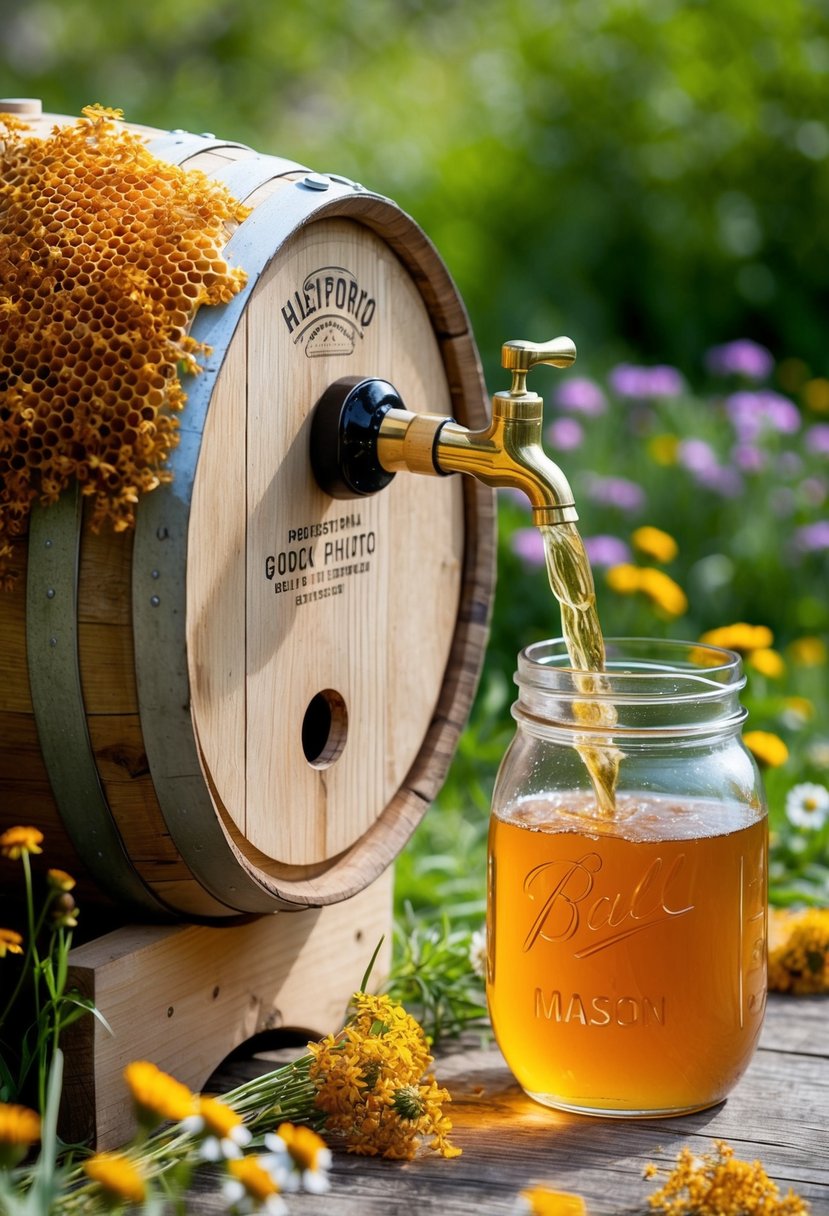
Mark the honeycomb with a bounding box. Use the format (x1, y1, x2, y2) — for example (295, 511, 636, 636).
(0, 105, 249, 589)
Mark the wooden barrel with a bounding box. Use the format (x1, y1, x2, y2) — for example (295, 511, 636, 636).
(0, 105, 495, 921)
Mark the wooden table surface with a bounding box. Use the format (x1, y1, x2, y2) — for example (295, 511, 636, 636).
(188, 992, 829, 1215)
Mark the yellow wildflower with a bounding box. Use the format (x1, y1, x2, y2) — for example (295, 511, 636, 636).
(308, 991, 460, 1160)
(80, 103, 125, 124)
(83, 1152, 146, 1207)
(606, 564, 687, 616)
(47, 868, 76, 892)
(606, 563, 642, 595)
(744, 730, 789, 769)
(699, 623, 774, 654)
(0, 113, 30, 135)
(0, 928, 23, 958)
(0, 1103, 40, 1169)
(768, 906, 829, 994)
(646, 433, 680, 466)
(748, 648, 786, 679)
(804, 376, 829, 413)
(0, 826, 43, 859)
(516, 1188, 588, 1216)
(631, 525, 678, 563)
(637, 567, 688, 617)
(788, 635, 827, 666)
(223, 1156, 287, 1215)
(781, 696, 814, 726)
(193, 1095, 247, 1139)
(646, 1140, 809, 1215)
(123, 1060, 196, 1128)
(182, 1095, 251, 1161)
(778, 358, 809, 394)
(264, 1122, 332, 1193)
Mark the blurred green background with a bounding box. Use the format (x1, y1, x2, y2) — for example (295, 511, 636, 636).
(3, 0, 829, 372)
(3, 0, 828, 931)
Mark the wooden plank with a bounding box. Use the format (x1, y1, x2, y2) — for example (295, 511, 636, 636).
(78, 521, 133, 628)
(0, 540, 32, 713)
(0, 709, 107, 900)
(186, 315, 248, 838)
(77, 623, 137, 714)
(757, 991, 829, 1056)
(0, 710, 51, 784)
(183, 994, 829, 1215)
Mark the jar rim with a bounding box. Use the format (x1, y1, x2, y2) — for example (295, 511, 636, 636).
(516, 637, 745, 703)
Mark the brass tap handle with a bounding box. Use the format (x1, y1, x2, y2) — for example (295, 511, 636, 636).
(501, 336, 577, 396)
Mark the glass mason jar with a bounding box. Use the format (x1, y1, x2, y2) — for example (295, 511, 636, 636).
(487, 638, 767, 1118)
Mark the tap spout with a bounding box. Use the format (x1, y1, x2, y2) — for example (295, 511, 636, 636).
(375, 394, 577, 525)
(433, 397, 577, 526)
(309, 336, 579, 525)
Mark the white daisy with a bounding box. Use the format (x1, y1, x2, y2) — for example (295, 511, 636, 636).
(263, 1123, 332, 1194)
(785, 782, 829, 830)
(222, 1157, 287, 1215)
(181, 1097, 252, 1161)
(221, 1178, 287, 1215)
(469, 927, 487, 980)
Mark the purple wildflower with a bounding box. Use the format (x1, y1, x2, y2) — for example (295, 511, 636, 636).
(793, 520, 829, 553)
(498, 486, 531, 511)
(608, 365, 643, 398)
(608, 363, 685, 400)
(693, 465, 745, 498)
(647, 367, 686, 397)
(705, 339, 773, 381)
(763, 395, 800, 433)
(806, 424, 829, 456)
(510, 526, 545, 567)
(583, 474, 646, 512)
(731, 443, 767, 473)
(553, 376, 607, 416)
(678, 439, 744, 497)
(726, 390, 801, 441)
(678, 438, 719, 475)
(778, 451, 805, 478)
(802, 477, 828, 507)
(583, 534, 632, 567)
(546, 416, 584, 451)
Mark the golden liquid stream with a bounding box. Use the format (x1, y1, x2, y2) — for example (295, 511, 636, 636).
(540, 523, 621, 816)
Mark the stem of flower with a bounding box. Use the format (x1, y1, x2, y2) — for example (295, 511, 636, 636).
(0, 856, 39, 1030)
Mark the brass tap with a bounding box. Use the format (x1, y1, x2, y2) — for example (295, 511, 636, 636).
(310, 336, 579, 524)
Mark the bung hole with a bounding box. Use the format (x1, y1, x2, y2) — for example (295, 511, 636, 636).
(302, 689, 348, 769)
